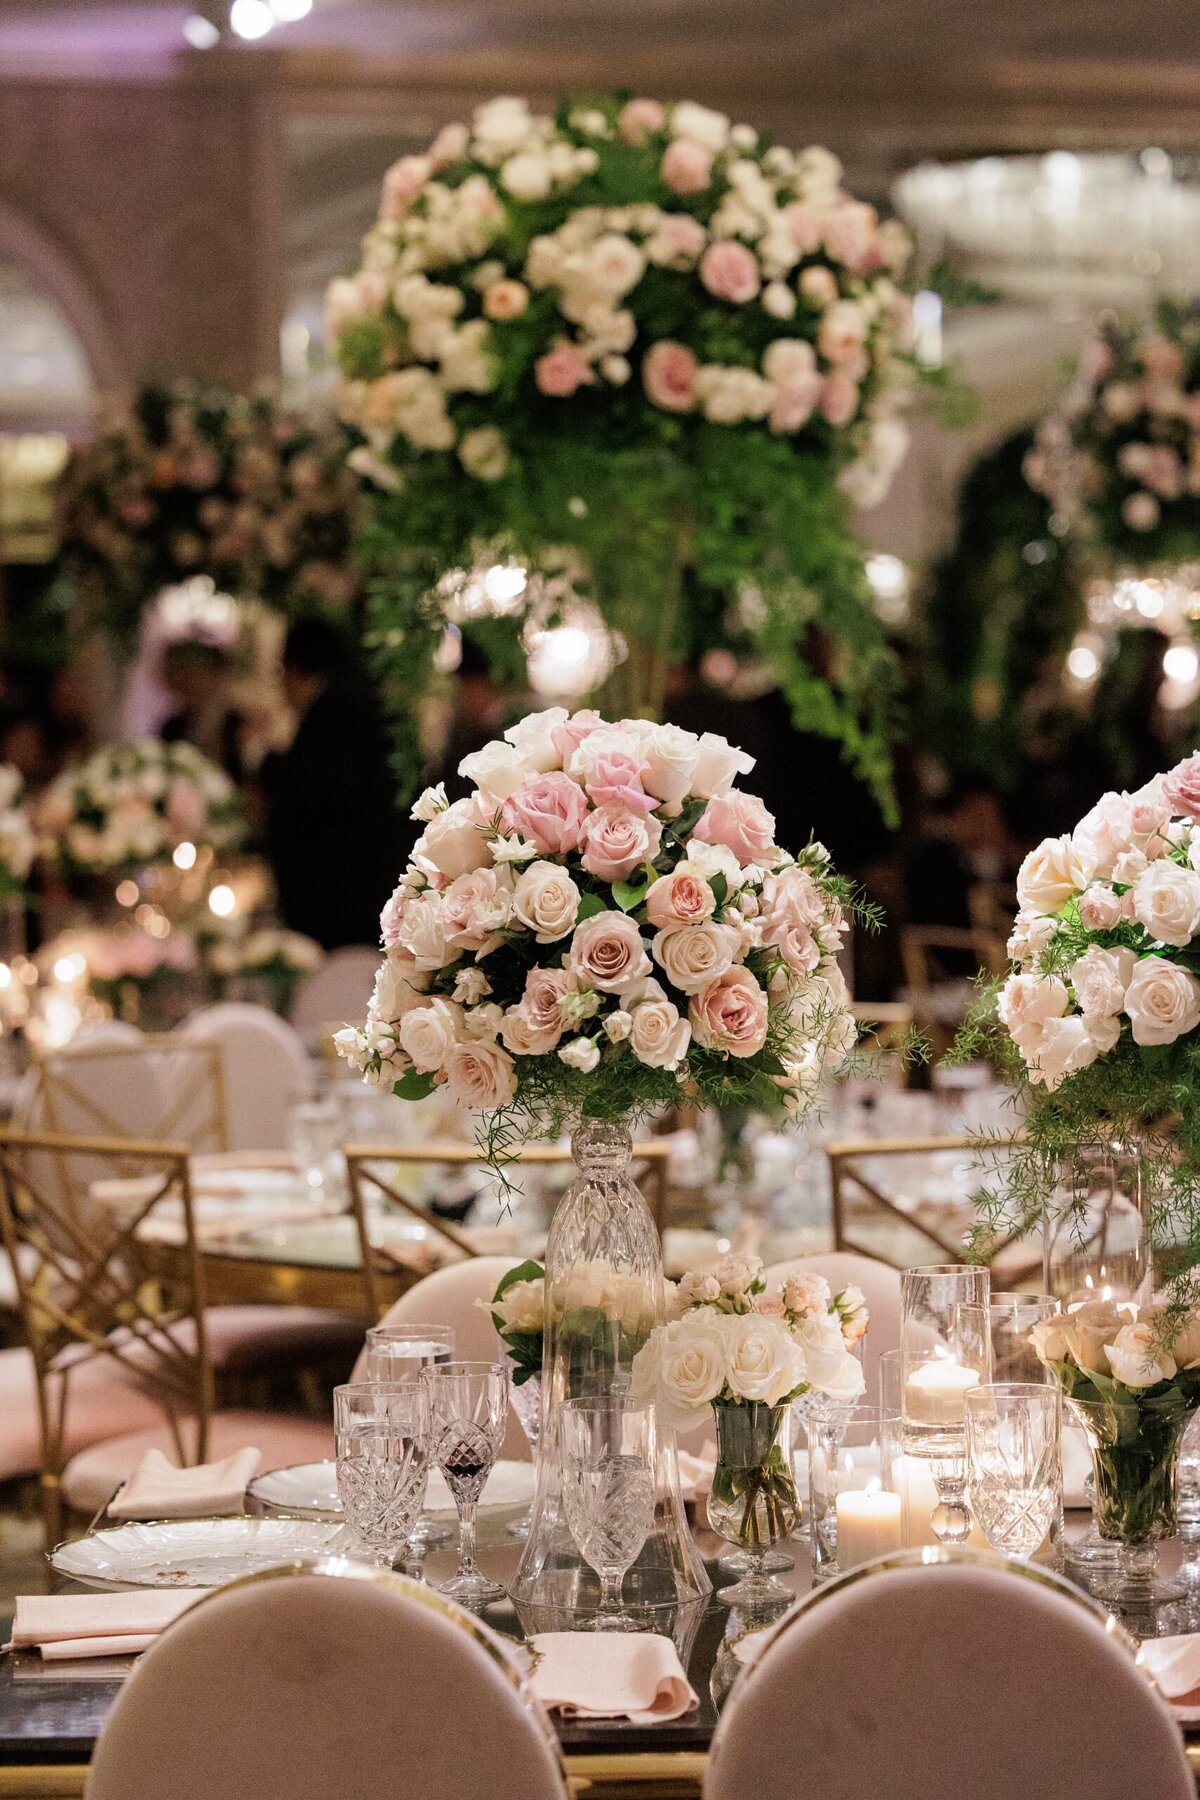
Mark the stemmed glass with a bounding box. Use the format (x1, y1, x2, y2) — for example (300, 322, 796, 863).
(900, 1265, 991, 1544)
(334, 1382, 429, 1569)
(505, 1356, 541, 1542)
(365, 1325, 455, 1553)
(965, 1383, 1061, 1559)
(421, 1360, 509, 1609)
(558, 1398, 657, 1631)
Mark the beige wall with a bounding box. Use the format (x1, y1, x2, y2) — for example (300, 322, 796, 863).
(0, 68, 284, 400)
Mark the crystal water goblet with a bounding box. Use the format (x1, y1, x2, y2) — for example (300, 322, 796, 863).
(421, 1360, 509, 1609)
(558, 1398, 657, 1631)
(334, 1382, 429, 1570)
(965, 1383, 1061, 1559)
(366, 1325, 456, 1552)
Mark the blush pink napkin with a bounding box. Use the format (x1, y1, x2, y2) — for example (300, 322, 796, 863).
(528, 1631, 698, 1723)
(11, 1592, 205, 1661)
(108, 1446, 261, 1520)
(1139, 1635, 1200, 1718)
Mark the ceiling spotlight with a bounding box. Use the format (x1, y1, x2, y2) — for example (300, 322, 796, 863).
(182, 13, 221, 47)
(269, 0, 313, 18)
(229, 0, 274, 39)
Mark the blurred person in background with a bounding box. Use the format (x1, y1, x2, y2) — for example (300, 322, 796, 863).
(160, 640, 249, 784)
(261, 616, 401, 949)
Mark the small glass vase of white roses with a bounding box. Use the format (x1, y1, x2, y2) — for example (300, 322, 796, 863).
(631, 1254, 867, 1607)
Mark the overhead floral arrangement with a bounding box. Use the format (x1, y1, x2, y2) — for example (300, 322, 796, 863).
(208, 926, 324, 1015)
(335, 707, 862, 1159)
(0, 766, 36, 899)
(57, 382, 367, 646)
(327, 93, 919, 814)
(35, 739, 244, 879)
(958, 750, 1200, 1278)
(1025, 301, 1200, 561)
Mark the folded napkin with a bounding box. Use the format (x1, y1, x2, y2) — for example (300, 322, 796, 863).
(108, 1447, 261, 1521)
(10, 1592, 205, 1661)
(1137, 1635, 1200, 1721)
(528, 1631, 698, 1724)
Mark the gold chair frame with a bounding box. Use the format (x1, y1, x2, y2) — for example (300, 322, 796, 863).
(25, 1035, 230, 1157)
(0, 1127, 211, 1543)
(827, 1132, 1037, 1288)
(345, 1139, 672, 1321)
(899, 925, 1009, 1057)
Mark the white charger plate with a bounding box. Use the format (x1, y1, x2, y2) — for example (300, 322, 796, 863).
(50, 1518, 353, 1591)
(249, 1459, 534, 1523)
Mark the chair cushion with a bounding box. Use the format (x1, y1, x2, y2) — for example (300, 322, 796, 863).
(198, 1308, 366, 1376)
(0, 1346, 171, 1483)
(62, 1411, 335, 1516)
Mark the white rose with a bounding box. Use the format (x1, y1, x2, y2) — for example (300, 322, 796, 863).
(1023, 1015, 1101, 1090)
(689, 731, 755, 798)
(472, 96, 535, 158)
(396, 892, 450, 971)
(794, 1310, 866, 1401)
(762, 280, 797, 318)
(492, 1277, 545, 1335)
(1070, 945, 1136, 1017)
(652, 921, 740, 996)
(1085, 1012, 1122, 1057)
(1105, 1321, 1177, 1389)
(583, 233, 646, 297)
(512, 860, 581, 942)
(1072, 791, 1134, 879)
(638, 723, 700, 812)
(719, 1311, 806, 1404)
(1016, 835, 1088, 914)
(371, 951, 432, 1022)
(1113, 848, 1149, 886)
(996, 971, 1069, 1041)
(459, 425, 509, 481)
(411, 782, 448, 823)
(674, 841, 744, 887)
(634, 1315, 727, 1429)
(419, 798, 491, 880)
(559, 1035, 600, 1072)
(604, 1009, 633, 1043)
(501, 151, 554, 202)
(670, 100, 731, 152)
(1123, 954, 1200, 1046)
(1133, 861, 1200, 948)
(629, 991, 692, 1069)
(503, 707, 569, 773)
(397, 997, 462, 1073)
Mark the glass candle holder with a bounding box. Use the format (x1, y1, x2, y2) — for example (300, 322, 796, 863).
(809, 1402, 902, 1578)
(1043, 1140, 1153, 1311)
(900, 1263, 991, 1357)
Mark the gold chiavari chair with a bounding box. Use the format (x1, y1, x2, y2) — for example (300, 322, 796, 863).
(899, 926, 1009, 1059)
(345, 1139, 672, 1322)
(22, 1035, 230, 1158)
(826, 1133, 1039, 1290)
(0, 1128, 208, 1542)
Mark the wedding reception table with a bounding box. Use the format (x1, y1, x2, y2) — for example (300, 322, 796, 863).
(5, 1523, 1200, 1798)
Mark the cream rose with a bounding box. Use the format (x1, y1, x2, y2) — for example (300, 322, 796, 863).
(397, 997, 461, 1072)
(442, 1038, 516, 1109)
(690, 732, 755, 799)
(645, 870, 716, 928)
(395, 892, 450, 971)
(1070, 945, 1136, 1017)
(1123, 954, 1200, 1046)
(639, 723, 700, 810)
(418, 797, 491, 880)
(628, 982, 692, 1070)
(720, 1311, 806, 1404)
(1105, 1321, 1177, 1389)
(569, 910, 653, 993)
(1023, 1015, 1102, 1090)
(491, 1277, 545, 1335)
(794, 1310, 866, 1401)
(1029, 1313, 1074, 1364)
(371, 951, 432, 1023)
(688, 965, 770, 1056)
(1016, 835, 1088, 914)
(653, 920, 740, 996)
(643, 1315, 728, 1428)
(512, 860, 581, 942)
(1133, 860, 1200, 948)
(1063, 1300, 1125, 1374)
(996, 971, 1069, 1040)
(580, 804, 662, 882)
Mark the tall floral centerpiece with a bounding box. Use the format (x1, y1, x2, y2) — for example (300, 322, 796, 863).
(633, 1256, 866, 1606)
(326, 93, 918, 811)
(338, 706, 860, 1623)
(960, 751, 1200, 1288)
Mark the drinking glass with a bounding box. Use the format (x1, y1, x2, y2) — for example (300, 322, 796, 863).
(810, 1402, 901, 1578)
(288, 1096, 343, 1201)
(899, 1301, 990, 1546)
(421, 1360, 509, 1609)
(966, 1383, 1061, 1559)
(558, 1398, 657, 1630)
(900, 1264, 991, 1355)
(334, 1382, 429, 1569)
(505, 1357, 541, 1542)
(365, 1325, 454, 1386)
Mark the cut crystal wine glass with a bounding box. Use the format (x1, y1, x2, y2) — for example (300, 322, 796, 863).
(966, 1383, 1060, 1559)
(334, 1382, 429, 1570)
(559, 1398, 657, 1630)
(421, 1360, 509, 1609)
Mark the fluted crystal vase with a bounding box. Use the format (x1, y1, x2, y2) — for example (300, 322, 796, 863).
(509, 1119, 710, 1628)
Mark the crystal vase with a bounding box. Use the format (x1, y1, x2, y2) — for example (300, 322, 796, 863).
(1068, 1394, 1197, 1607)
(509, 1119, 710, 1629)
(506, 1369, 540, 1541)
(708, 1401, 798, 1611)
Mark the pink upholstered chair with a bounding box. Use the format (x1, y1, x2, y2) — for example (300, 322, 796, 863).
(706, 1548, 1194, 1800)
(85, 1564, 570, 1800)
(763, 1249, 900, 1398)
(289, 946, 380, 1041)
(354, 1256, 529, 1461)
(174, 1002, 310, 1152)
(0, 1128, 332, 1538)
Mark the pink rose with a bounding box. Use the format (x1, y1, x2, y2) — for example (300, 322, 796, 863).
(1078, 338, 1114, 385)
(1140, 333, 1185, 384)
(1164, 755, 1200, 823)
(501, 965, 570, 1055)
(660, 140, 713, 194)
(642, 341, 699, 413)
(1078, 884, 1125, 931)
(819, 371, 859, 427)
(428, 122, 469, 168)
(689, 966, 770, 1057)
(822, 201, 880, 273)
(694, 791, 777, 866)
(502, 772, 590, 855)
(569, 910, 653, 993)
(646, 871, 716, 928)
(165, 782, 205, 840)
(699, 242, 761, 304)
(782, 202, 825, 254)
(769, 374, 822, 434)
(442, 1039, 516, 1109)
(646, 214, 708, 267)
(482, 280, 530, 321)
(535, 346, 594, 398)
(442, 866, 511, 954)
(381, 154, 432, 219)
(799, 265, 839, 307)
(580, 804, 663, 882)
(584, 750, 657, 816)
(760, 866, 828, 972)
(618, 98, 666, 144)
(550, 709, 605, 765)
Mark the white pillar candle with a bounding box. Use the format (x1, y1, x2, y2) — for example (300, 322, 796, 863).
(904, 1360, 980, 1426)
(835, 1484, 903, 1569)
